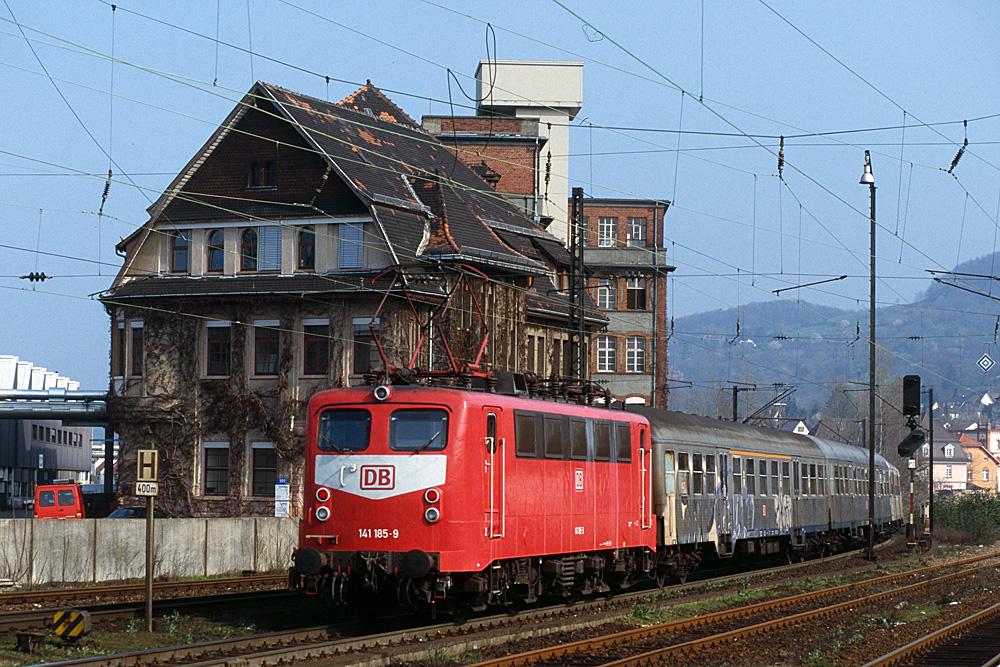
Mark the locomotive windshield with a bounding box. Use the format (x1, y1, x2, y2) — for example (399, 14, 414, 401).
(389, 409, 448, 451)
(317, 409, 371, 452)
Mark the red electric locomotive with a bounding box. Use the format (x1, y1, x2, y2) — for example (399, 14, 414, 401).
(291, 383, 655, 613)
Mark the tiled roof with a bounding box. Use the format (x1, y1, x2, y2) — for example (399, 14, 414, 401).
(337, 81, 420, 128)
(106, 273, 447, 300)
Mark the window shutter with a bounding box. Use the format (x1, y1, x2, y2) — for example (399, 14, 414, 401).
(259, 225, 281, 271)
(340, 223, 364, 268)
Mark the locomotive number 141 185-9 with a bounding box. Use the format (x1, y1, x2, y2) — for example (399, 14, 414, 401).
(359, 528, 399, 539)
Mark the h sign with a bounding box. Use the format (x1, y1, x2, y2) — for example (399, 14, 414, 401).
(137, 450, 159, 483)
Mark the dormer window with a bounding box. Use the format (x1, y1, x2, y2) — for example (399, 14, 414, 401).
(170, 231, 189, 273)
(248, 161, 276, 189)
(944, 444, 954, 457)
(206, 230, 225, 273)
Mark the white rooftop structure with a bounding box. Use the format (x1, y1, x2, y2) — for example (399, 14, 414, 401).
(0, 355, 79, 391)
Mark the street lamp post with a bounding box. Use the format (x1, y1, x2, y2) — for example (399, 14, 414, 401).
(860, 150, 877, 560)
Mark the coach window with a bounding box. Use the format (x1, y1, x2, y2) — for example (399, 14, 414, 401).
(746, 458, 756, 495)
(615, 423, 631, 463)
(389, 409, 448, 452)
(781, 461, 790, 495)
(793, 461, 801, 496)
(758, 460, 767, 496)
(705, 455, 716, 493)
(544, 416, 565, 459)
(818, 465, 826, 496)
(732, 456, 742, 494)
(677, 452, 690, 495)
(770, 461, 779, 496)
(570, 418, 588, 460)
(663, 451, 676, 494)
(594, 421, 611, 462)
(515, 412, 538, 458)
(809, 464, 817, 495)
(317, 409, 371, 452)
(692, 453, 703, 494)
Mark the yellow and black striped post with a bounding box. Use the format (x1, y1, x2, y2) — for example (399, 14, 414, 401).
(53, 609, 91, 643)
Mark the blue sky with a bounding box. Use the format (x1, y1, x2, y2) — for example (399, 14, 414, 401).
(2, 1, 998, 390)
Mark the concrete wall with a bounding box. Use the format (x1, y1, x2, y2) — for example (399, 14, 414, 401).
(0, 517, 298, 586)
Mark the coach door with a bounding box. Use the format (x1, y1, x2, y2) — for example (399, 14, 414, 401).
(485, 409, 505, 539)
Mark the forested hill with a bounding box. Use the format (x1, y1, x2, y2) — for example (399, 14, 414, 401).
(668, 253, 1000, 416)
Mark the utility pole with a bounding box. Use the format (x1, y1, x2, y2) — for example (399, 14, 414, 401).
(568, 187, 586, 382)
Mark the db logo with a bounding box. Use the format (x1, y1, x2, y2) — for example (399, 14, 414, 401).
(360, 465, 395, 490)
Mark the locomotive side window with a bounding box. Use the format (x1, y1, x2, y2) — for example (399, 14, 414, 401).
(758, 460, 768, 496)
(781, 461, 790, 495)
(677, 452, 690, 495)
(615, 423, 632, 463)
(544, 416, 566, 459)
(705, 455, 716, 494)
(570, 418, 588, 460)
(317, 409, 371, 452)
(594, 421, 611, 462)
(732, 456, 742, 494)
(515, 412, 538, 458)
(389, 409, 448, 451)
(663, 451, 676, 494)
(745, 458, 756, 495)
(692, 453, 703, 494)
(485, 413, 498, 453)
(770, 460, 779, 496)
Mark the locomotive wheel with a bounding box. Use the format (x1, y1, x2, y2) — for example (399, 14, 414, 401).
(655, 568, 669, 588)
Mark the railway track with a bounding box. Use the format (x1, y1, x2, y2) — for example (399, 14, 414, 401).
(862, 601, 1000, 667)
(28, 548, 995, 667)
(0, 573, 286, 609)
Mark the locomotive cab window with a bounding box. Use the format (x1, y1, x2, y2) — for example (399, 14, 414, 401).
(317, 409, 371, 452)
(485, 413, 498, 453)
(389, 409, 448, 451)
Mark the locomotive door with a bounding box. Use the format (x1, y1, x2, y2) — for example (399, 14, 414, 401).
(484, 409, 505, 539)
(640, 427, 652, 530)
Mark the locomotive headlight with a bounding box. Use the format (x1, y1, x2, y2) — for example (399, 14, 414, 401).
(424, 487, 440, 504)
(316, 506, 331, 522)
(424, 507, 440, 523)
(373, 385, 391, 401)
(316, 487, 331, 503)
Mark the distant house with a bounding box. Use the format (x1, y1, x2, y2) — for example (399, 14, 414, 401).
(918, 417, 971, 493)
(101, 81, 605, 517)
(958, 432, 1000, 493)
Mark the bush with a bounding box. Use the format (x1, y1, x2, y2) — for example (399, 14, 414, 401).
(934, 491, 1000, 544)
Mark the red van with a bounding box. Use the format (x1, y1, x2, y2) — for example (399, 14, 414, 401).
(33, 481, 114, 519)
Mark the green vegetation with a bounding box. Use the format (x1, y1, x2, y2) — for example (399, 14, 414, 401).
(934, 492, 1000, 544)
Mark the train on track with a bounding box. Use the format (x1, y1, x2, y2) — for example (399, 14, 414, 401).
(290, 380, 903, 614)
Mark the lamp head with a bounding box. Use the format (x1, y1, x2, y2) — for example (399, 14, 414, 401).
(860, 149, 875, 185)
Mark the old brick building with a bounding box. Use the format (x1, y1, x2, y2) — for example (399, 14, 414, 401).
(101, 81, 603, 517)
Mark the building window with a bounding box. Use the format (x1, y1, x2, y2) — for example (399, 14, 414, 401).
(945, 465, 952, 478)
(944, 444, 954, 457)
(207, 230, 225, 273)
(170, 231, 189, 273)
(254, 321, 279, 376)
(626, 277, 647, 310)
(339, 223, 363, 269)
(527, 335, 536, 372)
(204, 442, 229, 495)
(114, 321, 126, 376)
(597, 282, 616, 310)
(248, 161, 276, 189)
(130, 322, 144, 377)
(252, 442, 278, 496)
(626, 336, 646, 373)
(298, 226, 315, 270)
(627, 217, 647, 247)
(353, 317, 380, 375)
(241, 229, 258, 271)
(303, 320, 330, 376)
(596, 335, 616, 373)
(598, 217, 617, 247)
(984, 468, 990, 482)
(206, 322, 232, 376)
